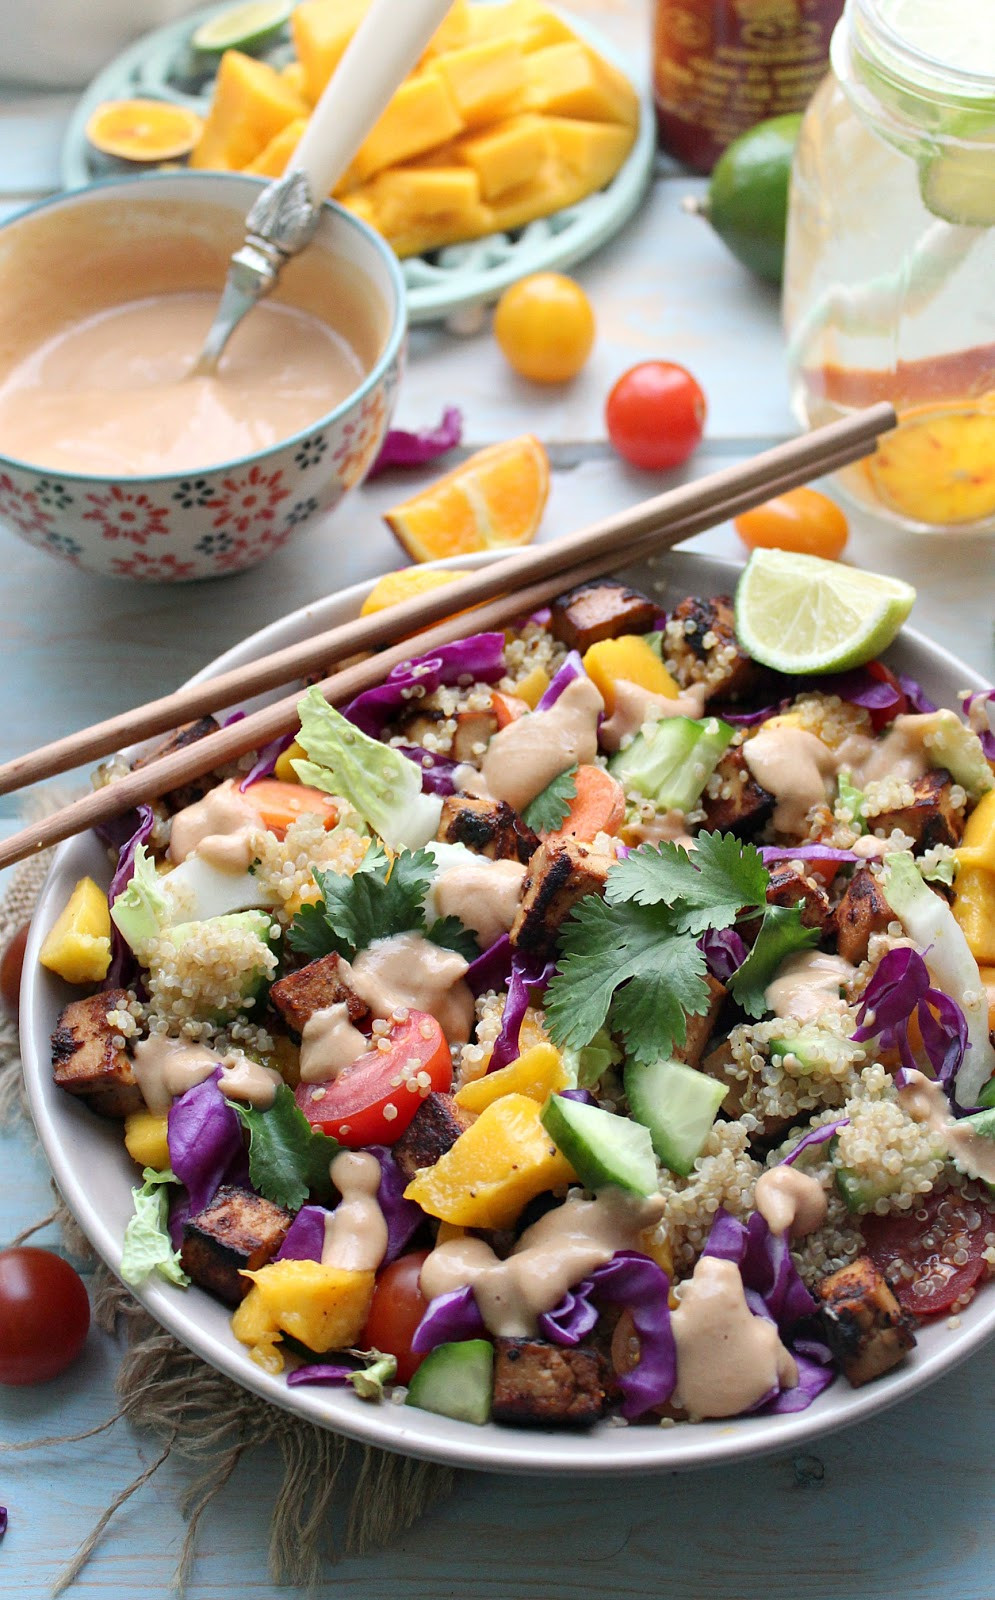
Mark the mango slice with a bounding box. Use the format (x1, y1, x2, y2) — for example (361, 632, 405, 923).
(189, 50, 309, 171)
(952, 864, 995, 965)
(454, 1042, 568, 1114)
(233, 1260, 375, 1372)
(124, 1110, 171, 1171)
(523, 42, 639, 127)
(433, 38, 525, 127)
(544, 116, 637, 186)
(455, 113, 548, 199)
(582, 635, 680, 715)
(39, 875, 112, 984)
(291, 0, 369, 105)
(352, 73, 464, 183)
(403, 1092, 577, 1227)
(245, 116, 307, 177)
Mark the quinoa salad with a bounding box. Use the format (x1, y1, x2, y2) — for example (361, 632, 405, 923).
(43, 572, 995, 1429)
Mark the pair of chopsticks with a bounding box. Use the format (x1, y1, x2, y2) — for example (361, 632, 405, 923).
(0, 402, 895, 872)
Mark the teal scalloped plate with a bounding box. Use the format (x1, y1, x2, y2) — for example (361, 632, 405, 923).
(60, 2, 656, 325)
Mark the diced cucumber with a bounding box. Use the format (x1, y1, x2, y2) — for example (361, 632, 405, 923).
(609, 716, 734, 813)
(835, 771, 867, 833)
(405, 1339, 494, 1426)
(906, 710, 994, 800)
(540, 1092, 657, 1196)
(768, 1029, 856, 1075)
(624, 1057, 726, 1177)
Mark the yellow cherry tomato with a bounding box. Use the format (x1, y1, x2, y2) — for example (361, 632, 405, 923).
(493, 273, 595, 384)
(734, 486, 849, 560)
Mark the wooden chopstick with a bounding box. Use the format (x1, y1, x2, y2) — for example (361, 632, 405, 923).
(0, 402, 895, 799)
(0, 407, 894, 872)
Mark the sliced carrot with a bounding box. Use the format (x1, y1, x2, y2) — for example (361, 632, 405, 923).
(549, 765, 625, 842)
(491, 690, 530, 728)
(241, 778, 338, 838)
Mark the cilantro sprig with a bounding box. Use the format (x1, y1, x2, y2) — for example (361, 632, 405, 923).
(545, 832, 818, 1064)
(287, 841, 478, 964)
(233, 1084, 340, 1212)
(523, 765, 578, 833)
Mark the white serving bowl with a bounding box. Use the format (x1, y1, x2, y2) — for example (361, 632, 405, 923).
(0, 173, 405, 581)
(20, 548, 995, 1473)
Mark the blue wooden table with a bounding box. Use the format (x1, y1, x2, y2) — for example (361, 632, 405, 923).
(2, 8, 995, 1597)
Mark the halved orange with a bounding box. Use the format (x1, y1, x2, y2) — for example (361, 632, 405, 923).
(865, 401, 995, 527)
(359, 565, 462, 615)
(383, 435, 550, 561)
(85, 99, 205, 163)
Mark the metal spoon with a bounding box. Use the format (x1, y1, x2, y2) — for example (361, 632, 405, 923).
(191, 0, 457, 378)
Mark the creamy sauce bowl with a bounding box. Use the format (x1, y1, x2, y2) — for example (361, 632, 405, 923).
(0, 173, 405, 581)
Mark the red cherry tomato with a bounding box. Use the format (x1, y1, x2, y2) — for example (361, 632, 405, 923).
(363, 1249, 430, 1384)
(862, 1189, 990, 1317)
(295, 1010, 451, 1146)
(605, 361, 707, 471)
(0, 1247, 90, 1385)
(0, 923, 30, 1018)
(734, 486, 849, 561)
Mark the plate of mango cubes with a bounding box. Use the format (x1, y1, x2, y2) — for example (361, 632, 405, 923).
(63, 0, 655, 322)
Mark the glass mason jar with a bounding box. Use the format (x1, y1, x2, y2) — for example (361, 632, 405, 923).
(783, 0, 995, 534)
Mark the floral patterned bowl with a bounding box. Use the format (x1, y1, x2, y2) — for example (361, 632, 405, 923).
(0, 173, 405, 581)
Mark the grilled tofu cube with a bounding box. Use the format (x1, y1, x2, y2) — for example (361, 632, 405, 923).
(765, 864, 832, 933)
(131, 714, 222, 812)
(180, 1185, 292, 1305)
(492, 1337, 610, 1425)
(831, 866, 893, 966)
(666, 594, 770, 703)
(270, 951, 368, 1037)
(51, 989, 142, 1118)
(865, 768, 965, 851)
(701, 747, 775, 838)
(550, 579, 656, 653)
(510, 838, 611, 952)
(451, 708, 499, 764)
(816, 1256, 916, 1387)
(674, 975, 726, 1068)
(392, 1091, 475, 1181)
(437, 795, 539, 863)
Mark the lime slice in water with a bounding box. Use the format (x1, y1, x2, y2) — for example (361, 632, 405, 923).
(191, 0, 294, 54)
(919, 114, 995, 226)
(734, 549, 916, 675)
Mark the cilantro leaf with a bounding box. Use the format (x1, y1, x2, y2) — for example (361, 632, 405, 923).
(233, 1084, 339, 1211)
(287, 843, 441, 962)
(607, 831, 767, 934)
(728, 905, 821, 1018)
(426, 915, 480, 962)
(286, 899, 340, 961)
(523, 765, 578, 833)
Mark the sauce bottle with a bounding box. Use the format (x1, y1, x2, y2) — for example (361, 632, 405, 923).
(653, 0, 844, 172)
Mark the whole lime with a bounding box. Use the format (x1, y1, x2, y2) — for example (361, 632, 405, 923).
(694, 113, 803, 285)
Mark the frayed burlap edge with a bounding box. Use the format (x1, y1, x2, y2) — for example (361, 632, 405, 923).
(0, 852, 455, 1595)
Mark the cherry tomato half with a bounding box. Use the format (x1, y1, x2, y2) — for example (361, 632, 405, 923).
(734, 487, 849, 560)
(493, 272, 595, 384)
(0, 923, 29, 1018)
(295, 1010, 451, 1146)
(862, 1189, 991, 1317)
(363, 1249, 430, 1384)
(605, 361, 707, 471)
(0, 1247, 90, 1385)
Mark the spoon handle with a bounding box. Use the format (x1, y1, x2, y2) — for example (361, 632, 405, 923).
(289, 0, 458, 205)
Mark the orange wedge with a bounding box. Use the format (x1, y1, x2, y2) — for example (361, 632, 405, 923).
(383, 435, 550, 561)
(360, 565, 462, 615)
(864, 402, 995, 527)
(85, 99, 205, 163)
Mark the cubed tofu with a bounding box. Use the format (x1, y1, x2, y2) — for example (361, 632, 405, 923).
(130, 714, 221, 813)
(666, 594, 771, 704)
(831, 866, 893, 966)
(510, 838, 611, 952)
(392, 1091, 475, 1181)
(673, 974, 726, 1068)
(269, 951, 367, 1037)
(701, 747, 775, 838)
(816, 1256, 916, 1387)
(764, 864, 832, 933)
(180, 1185, 292, 1306)
(492, 1337, 610, 1425)
(454, 113, 549, 199)
(451, 707, 499, 764)
(866, 768, 966, 851)
(437, 794, 539, 863)
(549, 579, 656, 653)
(51, 989, 142, 1118)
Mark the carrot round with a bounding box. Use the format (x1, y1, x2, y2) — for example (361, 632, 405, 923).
(549, 765, 625, 842)
(241, 778, 339, 838)
(491, 690, 529, 728)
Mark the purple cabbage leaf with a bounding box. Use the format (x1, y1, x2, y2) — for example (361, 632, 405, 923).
(487, 951, 556, 1072)
(366, 406, 462, 479)
(538, 1250, 677, 1419)
(536, 651, 586, 711)
(167, 1069, 247, 1216)
(239, 731, 296, 791)
(411, 1285, 486, 1353)
(851, 945, 968, 1095)
(275, 1203, 330, 1262)
(341, 633, 506, 738)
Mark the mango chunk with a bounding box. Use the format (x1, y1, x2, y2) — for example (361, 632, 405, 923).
(512, 664, 550, 709)
(486, 158, 577, 233)
(543, 116, 637, 188)
(279, 61, 310, 104)
(39, 875, 111, 983)
(464, 0, 576, 51)
(189, 50, 309, 171)
(956, 789, 995, 875)
(454, 1043, 567, 1115)
(403, 1092, 576, 1228)
(291, 0, 369, 105)
(352, 73, 464, 183)
(582, 636, 680, 715)
(455, 113, 548, 199)
(245, 116, 307, 177)
(368, 164, 484, 239)
(233, 1260, 375, 1372)
(124, 1110, 171, 1171)
(274, 739, 306, 783)
(524, 42, 640, 127)
(433, 38, 525, 128)
(952, 863, 995, 965)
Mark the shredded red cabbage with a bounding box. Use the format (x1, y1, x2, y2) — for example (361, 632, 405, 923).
(395, 745, 460, 796)
(342, 633, 506, 738)
(536, 651, 586, 711)
(104, 803, 156, 989)
(286, 1360, 358, 1387)
(539, 1251, 676, 1419)
(411, 1285, 486, 1352)
(703, 1208, 816, 1332)
(852, 945, 968, 1093)
(487, 952, 556, 1072)
(779, 1119, 849, 1165)
(466, 933, 513, 998)
(964, 689, 995, 761)
(698, 926, 748, 982)
(759, 844, 860, 867)
(713, 699, 789, 727)
(239, 731, 296, 791)
(817, 666, 906, 729)
(167, 1069, 247, 1215)
(275, 1204, 329, 1262)
(368, 1144, 425, 1263)
(366, 406, 462, 479)
(899, 674, 938, 714)
(558, 1088, 596, 1104)
(761, 1350, 837, 1413)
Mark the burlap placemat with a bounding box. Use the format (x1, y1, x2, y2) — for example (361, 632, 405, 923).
(0, 854, 455, 1595)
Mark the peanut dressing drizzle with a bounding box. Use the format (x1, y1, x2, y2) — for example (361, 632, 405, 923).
(430, 858, 526, 948)
(599, 679, 707, 753)
(131, 1036, 219, 1113)
(167, 779, 261, 873)
(753, 1166, 828, 1239)
(473, 675, 604, 811)
(671, 1256, 798, 1419)
(344, 932, 475, 1044)
(217, 1051, 283, 1109)
(899, 1069, 995, 1186)
(299, 1003, 368, 1085)
(743, 726, 838, 836)
(321, 1151, 388, 1273)
(764, 950, 856, 1025)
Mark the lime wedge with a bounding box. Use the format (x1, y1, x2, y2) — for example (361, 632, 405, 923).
(734, 549, 916, 675)
(191, 0, 293, 54)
